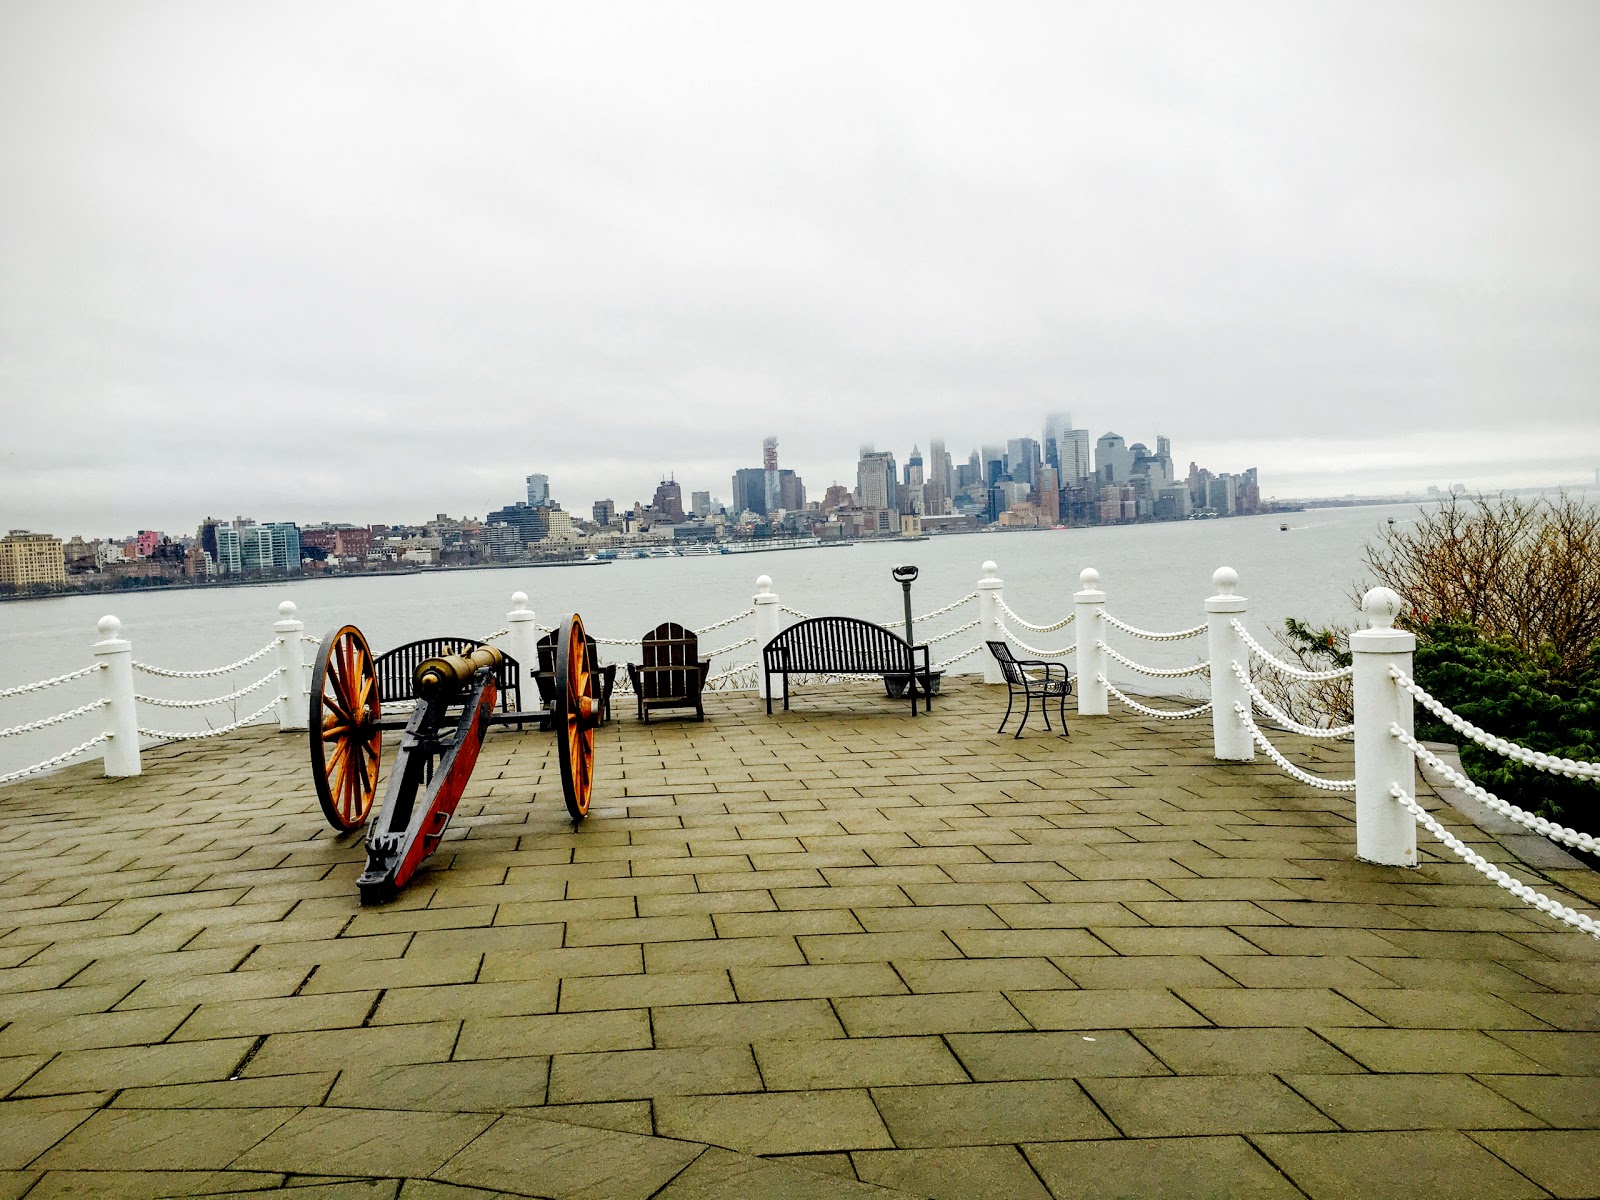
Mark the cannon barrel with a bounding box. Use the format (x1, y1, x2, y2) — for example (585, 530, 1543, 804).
(414, 645, 505, 700)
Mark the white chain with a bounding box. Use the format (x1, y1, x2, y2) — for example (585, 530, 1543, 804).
(589, 635, 639, 646)
(703, 661, 758, 692)
(0, 699, 110, 738)
(1232, 661, 1354, 738)
(926, 618, 980, 645)
(695, 610, 751, 635)
(481, 627, 510, 642)
(138, 697, 281, 741)
(1099, 675, 1213, 720)
(1391, 724, 1598, 854)
(1391, 668, 1600, 780)
(1099, 641, 1210, 679)
(1102, 612, 1207, 642)
(302, 634, 322, 646)
(704, 634, 758, 657)
(935, 644, 982, 671)
(1234, 702, 1356, 790)
(0, 663, 106, 698)
(1231, 620, 1353, 681)
(779, 605, 813, 620)
(135, 669, 278, 709)
(916, 591, 979, 622)
(535, 623, 554, 634)
(133, 641, 276, 679)
(998, 618, 1073, 659)
(996, 598, 1074, 633)
(0, 733, 111, 785)
(1392, 786, 1599, 939)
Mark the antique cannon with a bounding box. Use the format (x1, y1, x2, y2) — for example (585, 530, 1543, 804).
(307, 614, 603, 904)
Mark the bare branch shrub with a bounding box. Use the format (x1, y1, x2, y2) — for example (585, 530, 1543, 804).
(1258, 618, 1354, 729)
(1359, 492, 1600, 681)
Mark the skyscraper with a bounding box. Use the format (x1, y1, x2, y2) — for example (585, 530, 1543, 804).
(1042, 412, 1072, 470)
(1060, 430, 1091, 487)
(1006, 438, 1041, 486)
(856, 449, 897, 511)
(526, 474, 550, 506)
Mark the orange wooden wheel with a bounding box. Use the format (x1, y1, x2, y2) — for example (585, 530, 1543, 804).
(309, 625, 382, 831)
(554, 613, 598, 822)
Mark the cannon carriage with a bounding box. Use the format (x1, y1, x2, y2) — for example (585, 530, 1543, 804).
(308, 614, 602, 904)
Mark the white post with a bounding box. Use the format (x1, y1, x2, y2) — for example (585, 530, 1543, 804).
(274, 601, 307, 732)
(94, 615, 140, 777)
(1206, 567, 1253, 761)
(506, 592, 540, 709)
(1074, 568, 1107, 715)
(1351, 587, 1418, 867)
(753, 575, 781, 701)
(977, 561, 1004, 684)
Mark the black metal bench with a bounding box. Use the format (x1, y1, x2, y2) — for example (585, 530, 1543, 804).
(763, 617, 932, 716)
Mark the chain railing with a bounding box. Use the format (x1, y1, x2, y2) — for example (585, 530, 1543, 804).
(0, 663, 105, 698)
(1235, 702, 1356, 791)
(995, 597, 1073, 634)
(1100, 641, 1209, 680)
(138, 697, 283, 743)
(997, 615, 1073, 659)
(1102, 612, 1206, 642)
(0, 733, 112, 786)
(1391, 784, 1599, 939)
(1232, 619, 1352, 682)
(1232, 662, 1353, 739)
(1099, 674, 1212, 721)
(0, 700, 110, 740)
(1391, 668, 1600, 781)
(1391, 725, 1597, 855)
(133, 641, 276, 679)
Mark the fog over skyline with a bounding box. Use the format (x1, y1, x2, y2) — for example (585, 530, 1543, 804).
(3, 1, 1598, 537)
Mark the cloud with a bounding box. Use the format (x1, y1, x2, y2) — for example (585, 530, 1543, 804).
(1, 1, 1596, 535)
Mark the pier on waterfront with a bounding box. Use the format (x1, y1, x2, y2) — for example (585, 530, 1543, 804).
(3, 668, 1598, 1199)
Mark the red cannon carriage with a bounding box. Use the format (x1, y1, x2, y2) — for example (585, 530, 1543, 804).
(307, 614, 602, 904)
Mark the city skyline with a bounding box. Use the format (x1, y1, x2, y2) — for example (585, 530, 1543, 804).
(3, 3, 1598, 534)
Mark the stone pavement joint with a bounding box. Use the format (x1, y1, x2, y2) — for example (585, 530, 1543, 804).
(2, 678, 1598, 1198)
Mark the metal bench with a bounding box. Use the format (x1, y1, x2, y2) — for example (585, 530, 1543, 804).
(763, 616, 932, 716)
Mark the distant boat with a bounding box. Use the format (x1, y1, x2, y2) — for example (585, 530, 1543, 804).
(678, 545, 718, 557)
(1280, 523, 1289, 532)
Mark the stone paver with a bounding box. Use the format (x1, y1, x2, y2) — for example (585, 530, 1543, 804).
(2, 678, 1598, 1196)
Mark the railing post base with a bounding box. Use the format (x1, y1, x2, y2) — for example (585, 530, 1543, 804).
(978, 562, 1004, 684)
(275, 601, 308, 732)
(753, 576, 780, 701)
(1206, 567, 1253, 761)
(506, 593, 541, 710)
(94, 615, 141, 777)
(1074, 568, 1107, 715)
(1352, 587, 1418, 867)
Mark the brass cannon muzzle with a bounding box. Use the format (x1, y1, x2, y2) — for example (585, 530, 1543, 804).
(414, 646, 505, 700)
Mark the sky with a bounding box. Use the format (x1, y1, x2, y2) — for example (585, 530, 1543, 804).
(2, 1, 1598, 538)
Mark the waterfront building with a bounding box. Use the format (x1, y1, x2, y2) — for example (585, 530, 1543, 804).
(1037, 465, 1061, 524)
(526, 474, 550, 507)
(904, 446, 925, 513)
(1060, 429, 1092, 488)
(1006, 437, 1040, 486)
(592, 499, 616, 527)
(1095, 433, 1135, 485)
(690, 491, 711, 518)
(486, 501, 547, 543)
(264, 523, 302, 573)
(214, 526, 241, 575)
(855, 448, 897, 511)
(0, 529, 66, 587)
(651, 479, 685, 523)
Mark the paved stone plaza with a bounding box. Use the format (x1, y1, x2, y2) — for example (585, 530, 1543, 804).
(2, 679, 1598, 1199)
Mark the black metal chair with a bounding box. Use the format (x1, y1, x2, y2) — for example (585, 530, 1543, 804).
(986, 641, 1071, 738)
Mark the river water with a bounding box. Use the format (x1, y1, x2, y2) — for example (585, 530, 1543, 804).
(1, 503, 1420, 776)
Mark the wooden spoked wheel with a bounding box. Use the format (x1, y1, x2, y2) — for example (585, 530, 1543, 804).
(309, 625, 382, 832)
(554, 613, 599, 823)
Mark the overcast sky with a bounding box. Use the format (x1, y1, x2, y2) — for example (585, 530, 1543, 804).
(2, 1, 1597, 537)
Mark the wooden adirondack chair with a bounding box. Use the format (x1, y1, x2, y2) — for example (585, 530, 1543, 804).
(625, 622, 711, 722)
(534, 629, 616, 724)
